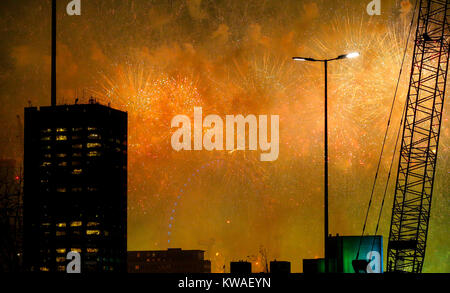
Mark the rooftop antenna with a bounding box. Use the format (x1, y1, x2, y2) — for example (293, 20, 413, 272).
(51, 0, 56, 106)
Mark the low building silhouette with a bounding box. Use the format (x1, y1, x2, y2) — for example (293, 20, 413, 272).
(128, 248, 211, 273)
(303, 234, 383, 273)
(303, 258, 324, 273)
(328, 235, 383, 273)
(230, 261, 252, 273)
(270, 260, 290, 274)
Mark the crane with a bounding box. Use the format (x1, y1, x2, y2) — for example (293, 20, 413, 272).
(387, 0, 449, 273)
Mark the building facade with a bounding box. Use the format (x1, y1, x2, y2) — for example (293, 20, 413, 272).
(23, 102, 127, 272)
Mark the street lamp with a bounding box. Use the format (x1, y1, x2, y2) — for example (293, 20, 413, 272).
(292, 52, 359, 273)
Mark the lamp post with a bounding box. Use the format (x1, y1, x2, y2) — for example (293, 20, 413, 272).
(292, 52, 359, 273)
(51, 0, 56, 106)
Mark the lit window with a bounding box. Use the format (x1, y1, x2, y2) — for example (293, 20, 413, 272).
(87, 127, 97, 131)
(87, 151, 101, 157)
(41, 136, 51, 141)
(56, 128, 67, 132)
(73, 153, 82, 157)
(56, 231, 66, 236)
(135, 265, 139, 270)
(58, 162, 67, 167)
(56, 223, 66, 228)
(44, 154, 51, 158)
(56, 248, 66, 254)
(72, 144, 82, 149)
(88, 133, 100, 139)
(71, 187, 82, 192)
(57, 265, 65, 272)
(72, 169, 82, 175)
(41, 223, 51, 227)
(71, 248, 82, 253)
(56, 135, 67, 141)
(70, 221, 82, 227)
(87, 222, 99, 227)
(87, 248, 99, 253)
(87, 143, 101, 148)
(56, 256, 65, 262)
(41, 128, 52, 133)
(41, 162, 51, 167)
(40, 267, 49, 272)
(56, 188, 67, 193)
(72, 127, 83, 132)
(56, 153, 67, 158)
(86, 230, 101, 236)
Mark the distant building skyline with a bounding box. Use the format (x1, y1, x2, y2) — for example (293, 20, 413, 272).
(128, 248, 211, 273)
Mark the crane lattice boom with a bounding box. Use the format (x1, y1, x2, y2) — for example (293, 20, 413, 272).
(387, 0, 449, 273)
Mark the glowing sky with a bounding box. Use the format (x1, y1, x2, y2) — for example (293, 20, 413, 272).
(0, 0, 448, 272)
